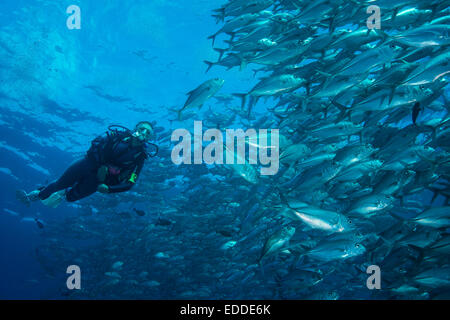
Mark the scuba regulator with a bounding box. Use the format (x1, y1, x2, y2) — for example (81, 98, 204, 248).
(108, 124, 159, 158)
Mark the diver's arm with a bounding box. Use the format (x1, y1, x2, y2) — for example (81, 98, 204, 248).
(106, 159, 145, 193)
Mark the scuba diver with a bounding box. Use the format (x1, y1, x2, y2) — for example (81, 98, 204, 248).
(16, 121, 158, 208)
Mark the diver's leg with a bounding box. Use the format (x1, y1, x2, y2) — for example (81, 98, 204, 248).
(65, 174, 99, 202)
(38, 158, 97, 200)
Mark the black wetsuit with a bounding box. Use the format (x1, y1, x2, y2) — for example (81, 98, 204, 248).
(38, 130, 147, 202)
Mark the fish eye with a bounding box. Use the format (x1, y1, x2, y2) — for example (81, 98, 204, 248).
(355, 244, 360, 248)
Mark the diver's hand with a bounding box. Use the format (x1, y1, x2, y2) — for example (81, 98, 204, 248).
(97, 184, 109, 194)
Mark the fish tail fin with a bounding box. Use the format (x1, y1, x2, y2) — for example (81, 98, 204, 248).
(412, 102, 421, 125)
(172, 108, 183, 121)
(277, 188, 291, 208)
(388, 87, 396, 104)
(429, 187, 443, 205)
(247, 96, 258, 118)
(207, 33, 217, 46)
(379, 235, 393, 247)
(168, 107, 181, 120)
(204, 60, 214, 73)
(407, 244, 426, 262)
(327, 16, 335, 34)
(298, 253, 308, 266)
(331, 98, 349, 122)
(233, 93, 247, 110)
(378, 28, 390, 43)
(305, 81, 311, 96)
(211, 7, 225, 22)
(211, 14, 221, 23)
(391, 7, 400, 21)
(235, 53, 247, 70)
(252, 68, 261, 78)
(225, 31, 236, 42)
(213, 47, 227, 61)
(388, 210, 408, 221)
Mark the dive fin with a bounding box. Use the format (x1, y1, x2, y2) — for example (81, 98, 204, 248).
(16, 190, 31, 207)
(41, 190, 66, 208)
